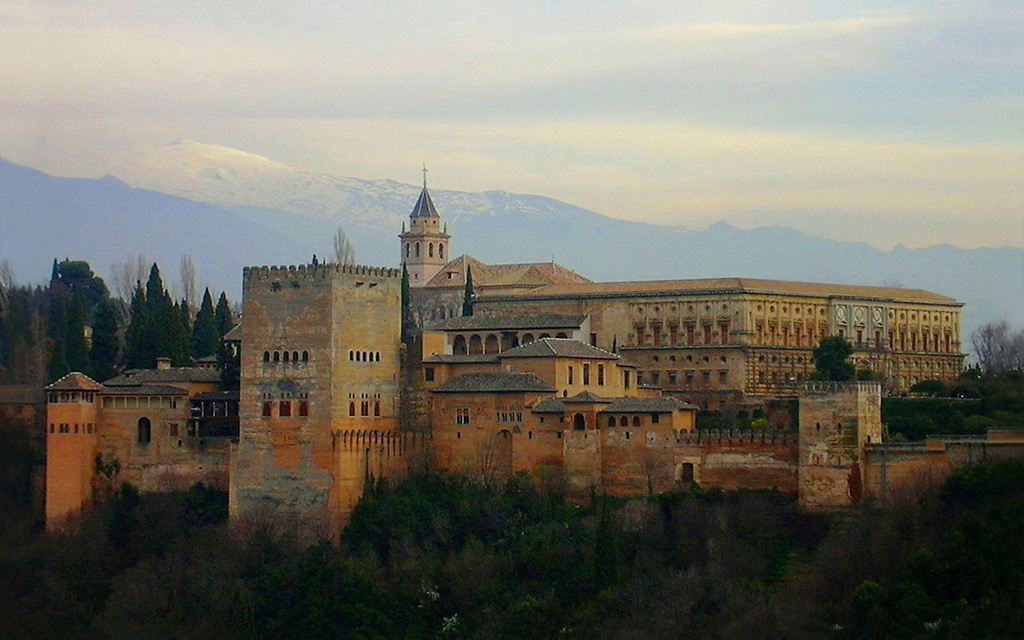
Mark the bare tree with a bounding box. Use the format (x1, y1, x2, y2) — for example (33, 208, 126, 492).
(179, 255, 197, 314)
(333, 228, 356, 266)
(971, 320, 1024, 374)
(110, 255, 151, 301)
(0, 260, 12, 308)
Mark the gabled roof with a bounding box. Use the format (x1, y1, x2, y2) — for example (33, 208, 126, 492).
(223, 323, 242, 341)
(410, 186, 440, 218)
(478, 277, 959, 304)
(433, 313, 588, 332)
(532, 397, 565, 413)
(499, 338, 618, 360)
(424, 254, 591, 289)
(104, 367, 221, 386)
(45, 372, 105, 392)
(563, 390, 612, 403)
(600, 397, 695, 413)
(433, 372, 556, 393)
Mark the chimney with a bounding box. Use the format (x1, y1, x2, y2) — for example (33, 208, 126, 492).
(156, 357, 171, 370)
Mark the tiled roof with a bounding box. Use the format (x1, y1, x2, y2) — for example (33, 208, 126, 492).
(101, 385, 188, 396)
(104, 367, 221, 386)
(424, 254, 591, 289)
(410, 186, 440, 218)
(45, 372, 105, 391)
(563, 391, 611, 403)
(532, 398, 565, 413)
(478, 277, 958, 304)
(600, 397, 695, 413)
(223, 323, 242, 341)
(433, 313, 588, 332)
(422, 354, 500, 364)
(499, 338, 618, 360)
(433, 372, 556, 393)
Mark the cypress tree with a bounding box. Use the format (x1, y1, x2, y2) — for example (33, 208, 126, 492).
(125, 283, 149, 368)
(215, 292, 233, 339)
(190, 288, 219, 359)
(90, 297, 120, 382)
(173, 299, 192, 366)
(400, 266, 411, 343)
(45, 282, 69, 382)
(462, 266, 475, 317)
(65, 292, 92, 376)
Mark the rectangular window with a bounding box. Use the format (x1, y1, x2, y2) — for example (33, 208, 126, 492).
(702, 371, 711, 385)
(583, 363, 591, 385)
(456, 407, 470, 425)
(361, 401, 369, 417)
(568, 366, 574, 385)
(424, 367, 435, 382)
(299, 401, 309, 417)
(590, 332, 598, 346)
(651, 414, 660, 424)
(598, 364, 605, 385)
(719, 371, 728, 385)
(624, 370, 631, 388)
(685, 371, 694, 386)
(262, 402, 272, 417)
(668, 371, 677, 385)
(279, 400, 291, 417)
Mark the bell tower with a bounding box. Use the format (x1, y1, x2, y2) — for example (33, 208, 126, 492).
(399, 166, 450, 286)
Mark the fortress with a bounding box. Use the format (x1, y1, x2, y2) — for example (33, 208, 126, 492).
(45, 181, 1019, 540)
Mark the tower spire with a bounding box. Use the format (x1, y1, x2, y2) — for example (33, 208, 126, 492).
(422, 163, 428, 189)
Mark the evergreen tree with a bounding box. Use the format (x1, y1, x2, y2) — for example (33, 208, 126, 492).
(462, 266, 475, 317)
(49, 259, 59, 283)
(90, 297, 120, 382)
(64, 292, 92, 376)
(812, 335, 855, 381)
(173, 299, 192, 366)
(125, 283, 149, 368)
(45, 282, 69, 382)
(190, 289, 219, 359)
(215, 292, 233, 339)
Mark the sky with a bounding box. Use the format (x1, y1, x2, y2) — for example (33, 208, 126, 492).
(2, 0, 1022, 249)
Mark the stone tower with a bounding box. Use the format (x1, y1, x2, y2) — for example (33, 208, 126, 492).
(44, 372, 103, 530)
(399, 170, 449, 287)
(231, 263, 403, 539)
(798, 381, 882, 509)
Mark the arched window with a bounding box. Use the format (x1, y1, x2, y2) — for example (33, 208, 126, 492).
(302, 351, 309, 362)
(522, 333, 535, 344)
(439, 244, 444, 259)
(349, 402, 356, 417)
(453, 335, 467, 355)
(283, 351, 290, 362)
(405, 243, 410, 258)
(292, 351, 299, 362)
(376, 352, 381, 362)
(273, 351, 280, 362)
(573, 413, 586, 431)
(263, 351, 270, 363)
(469, 334, 483, 355)
(607, 416, 615, 427)
(484, 334, 499, 354)
(137, 417, 151, 445)
(429, 243, 434, 257)
(374, 401, 381, 417)
(632, 416, 641, 427)
(620, 416, 628, 427)
(415, 242, 420, 257)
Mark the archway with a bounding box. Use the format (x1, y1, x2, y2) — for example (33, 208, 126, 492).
(573, 413, 586, 431)
(453, 335, 467, 355)
(484, 334, 499, 354)
(469, 334, 483, 355)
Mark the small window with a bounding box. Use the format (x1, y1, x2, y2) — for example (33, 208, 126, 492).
(424, 367, 435, 382)
(349, 401, 356, 417)
(302, 351, 309, 362)
(137, 417, 151, 445)
(292, 351, 299, 362)
(279, 401, 291, 417)
(568, 366, 574, 385)
(632, 416, 641, 427)
(374, 401, 381, 417)
(283, 351, 290, 362)
(263, 351, 270, 363)
(583, 364, 590, 385)
(262, 401, 272, 417)
(651, 414, 660, 424)
(273, 351, 280, 363)
(360, 401, 369, 417)
(598, 364, 605, 385)
(298, 401, 309, 417)
(607, 416, 615, 427)
(456, 407, 471, 425)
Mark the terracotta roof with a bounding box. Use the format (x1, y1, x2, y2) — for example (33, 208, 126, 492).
(499, 338, 618, 360)
(102, 385, 188, 396)
(104, 367, 221, 386)
(563, 391, 612, 403)
(433, 372, 556, 393)
(478, 277, 959, 304)
(600, 397, 695, 413)
(422, 354, 500, 364)
(532, 398, 566, 413)
(45, 372, 105, 392)
(424, 254, 591, 289)
(433, 313, 588, 332)
(410, 186, 440, 218)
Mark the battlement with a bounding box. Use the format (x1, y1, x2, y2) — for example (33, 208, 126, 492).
(801, 381, 881, 396)
(243, 264, 402, 282)
(676, 428, 798, 446)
